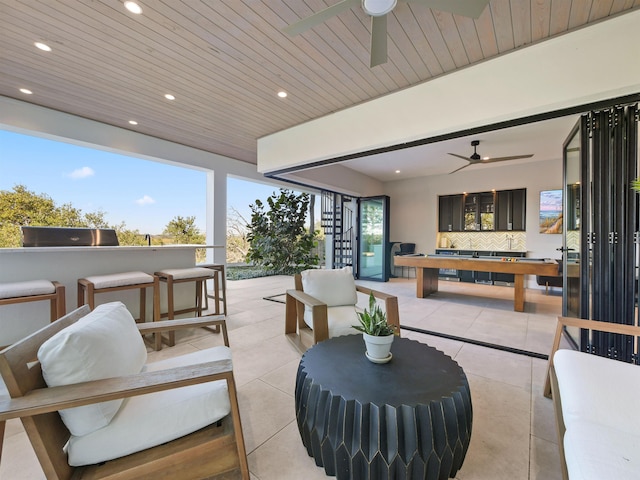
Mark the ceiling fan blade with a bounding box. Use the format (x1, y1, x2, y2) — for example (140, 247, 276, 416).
(283, 0, 359, 36)
(479, 154, 534, 164)
(370, 15, 388, 67)
(448, 163, 471, 174)
(447, 153, 471, 161)
(407, 0, 491, 18)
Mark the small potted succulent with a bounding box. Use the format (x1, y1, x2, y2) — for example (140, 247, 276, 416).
(353, 292, 397, 363)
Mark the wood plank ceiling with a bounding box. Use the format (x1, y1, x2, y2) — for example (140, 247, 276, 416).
(1, 0, 638, 165)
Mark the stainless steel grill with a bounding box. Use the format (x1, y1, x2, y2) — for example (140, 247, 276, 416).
(21, 226, 119, 247)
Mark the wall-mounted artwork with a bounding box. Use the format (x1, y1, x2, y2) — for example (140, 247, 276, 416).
(539, 189, 563, 234)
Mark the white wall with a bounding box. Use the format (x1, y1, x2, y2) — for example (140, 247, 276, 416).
(283, 163, 384, 197)
(384, 158, 564, 264)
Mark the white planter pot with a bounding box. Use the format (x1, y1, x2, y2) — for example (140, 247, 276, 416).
(362, 333, 394, 361)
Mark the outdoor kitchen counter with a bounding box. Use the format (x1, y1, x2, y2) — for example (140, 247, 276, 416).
(0, 245, 222, 345)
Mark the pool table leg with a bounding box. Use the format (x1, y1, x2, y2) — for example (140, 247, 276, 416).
(514, 274, 525, 312)
(417, 267, 439, 298)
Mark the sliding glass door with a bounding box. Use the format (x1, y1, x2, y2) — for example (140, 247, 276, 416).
(357, 196, 390, 281)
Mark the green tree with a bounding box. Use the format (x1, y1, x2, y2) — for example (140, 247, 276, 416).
(226, 206, 250, 263)
(163, 216, 205, 244)
(247, 189, 319, 274)
(0, 184, 161, 248)
(0, 185, 104, 247)
(163, 216, 206, 263)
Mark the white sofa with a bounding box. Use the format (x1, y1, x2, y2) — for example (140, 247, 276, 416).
(546, 317, 640, 480)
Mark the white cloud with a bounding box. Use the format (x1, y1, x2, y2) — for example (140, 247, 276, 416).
(68, 166, 95, 179)
(136, 195, 156, 206)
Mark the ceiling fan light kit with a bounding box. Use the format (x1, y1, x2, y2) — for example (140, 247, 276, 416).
(362, 0, 397, 16)
(283, 0, 491, 67)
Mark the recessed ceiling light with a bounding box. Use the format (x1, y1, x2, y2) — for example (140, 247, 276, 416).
(34, 42, 51, 52)
(128, 120, 138, 125)
(482, 156, 490, 160)
(277, 91, 287, 98)
(164, 94, 175, 100)
(395, 170, 400, 173)
(20, 88, 33, 95)
(124, 1, 142, 14)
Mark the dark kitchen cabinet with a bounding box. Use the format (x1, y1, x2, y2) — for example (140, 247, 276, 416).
(495, 188, 526, 231)
(463, 192, 495, 231)
(438, 194, 463, 232)
(440, 189, 525, 232)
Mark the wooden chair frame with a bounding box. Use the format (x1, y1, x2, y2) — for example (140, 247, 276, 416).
(285, 273, 400, 353)
(0, 305, 248, 480)
(543, 316, 640, 480)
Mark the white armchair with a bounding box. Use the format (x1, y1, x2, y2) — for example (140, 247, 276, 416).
(285, 268, 400, 352)
(0, 301, 248, 479)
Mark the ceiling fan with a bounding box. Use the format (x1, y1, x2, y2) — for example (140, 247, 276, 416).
(283, 0, 491, 67)
(448, 140, 534, 174)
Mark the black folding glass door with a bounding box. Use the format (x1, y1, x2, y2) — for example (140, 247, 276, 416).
(562, 105, 639, 359)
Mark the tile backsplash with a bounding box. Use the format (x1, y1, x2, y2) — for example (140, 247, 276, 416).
(436, 231, 526, 252)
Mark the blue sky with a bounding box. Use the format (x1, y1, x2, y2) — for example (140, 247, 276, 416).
(0, 129, 285, 234)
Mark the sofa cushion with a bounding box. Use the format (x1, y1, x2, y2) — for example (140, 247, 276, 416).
(67, 347, 232, 466)
(83, 271, 154, 289)
(554, 349, 640, 434)
(564, 420, 640, 480)
(0, 280, 55, 299)
(303, 305, 359, 338)
(301, 267, 357, 307)
(37, 302, 147, 436)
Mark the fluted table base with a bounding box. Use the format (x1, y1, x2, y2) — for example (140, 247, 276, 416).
(295, 335, 472, 480)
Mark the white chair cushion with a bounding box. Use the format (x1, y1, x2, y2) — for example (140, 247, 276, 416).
(83, 271, 154, 289)
(38, 302, 147, 436)
(67, 347, 232, 466)
(0, 280, 55, 299)
(554, 349, 640, 434)
(157, 267, 215, 280)
(303, 305, 358, 338)
(301, 267, 357, 307)
(564, 420, 640, 480)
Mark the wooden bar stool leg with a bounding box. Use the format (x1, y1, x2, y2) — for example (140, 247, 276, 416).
(77, 282, 85, 308)
(139, 288, 146, 323)
(213, 272, 221, 315)
(166, 276, 176, 347)
(210, 272, 220, 333)
(54, 283, 66, 321)
(195, 280, 202, 317)
(0, 419, 4, 465)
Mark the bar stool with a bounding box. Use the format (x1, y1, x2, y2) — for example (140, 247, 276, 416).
(154, 267, 220, 347)
(198, 263, 227, 316)
(77, 271, 159, 323)
(0, 280, 66, 323)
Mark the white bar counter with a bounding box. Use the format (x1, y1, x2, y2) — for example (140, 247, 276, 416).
(0, 245, 222, 345)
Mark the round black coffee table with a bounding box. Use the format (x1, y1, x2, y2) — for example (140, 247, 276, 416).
(295, 335, 472, 480)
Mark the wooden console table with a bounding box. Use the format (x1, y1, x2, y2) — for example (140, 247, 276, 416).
(394, 255, 559, 312)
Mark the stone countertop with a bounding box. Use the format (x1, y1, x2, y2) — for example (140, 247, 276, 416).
(434, 247, 528, 253)
(0, 245, 223, 254)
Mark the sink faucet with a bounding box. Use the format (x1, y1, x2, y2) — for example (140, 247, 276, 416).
(144, 234, 151, 246)
(506, 234, 513, 250)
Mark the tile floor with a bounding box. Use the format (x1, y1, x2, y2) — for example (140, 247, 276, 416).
(0, 276, 565, 479)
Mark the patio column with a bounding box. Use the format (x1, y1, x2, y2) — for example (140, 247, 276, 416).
(207, 170, 227, 265)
